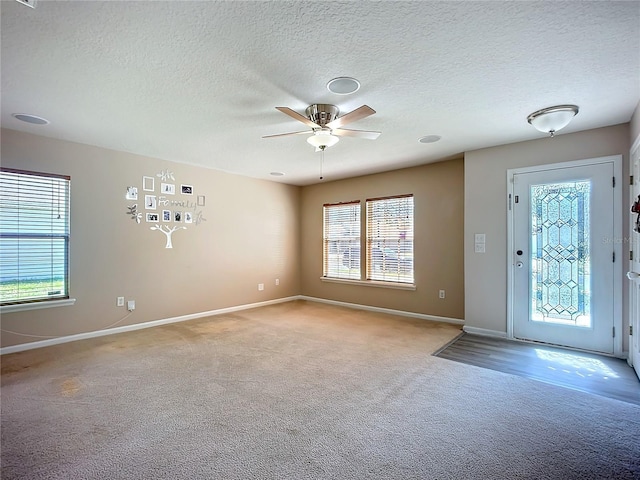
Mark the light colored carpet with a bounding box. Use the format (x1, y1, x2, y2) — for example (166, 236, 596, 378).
(1, 300, 639, 479)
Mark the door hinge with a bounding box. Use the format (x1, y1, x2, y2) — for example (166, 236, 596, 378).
(631, 175, 634, 186)
(631, 325, 633, 336)
(613, 251, 615, 262)
(631, 250, 634, 261)
(613, 326, 615, 338)
(508, 193, 512, 211)
(613, 176, 616, 188)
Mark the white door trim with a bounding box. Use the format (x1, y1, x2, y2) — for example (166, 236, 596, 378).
(628, 135, 640, 375)
(507, 155, 623, 357)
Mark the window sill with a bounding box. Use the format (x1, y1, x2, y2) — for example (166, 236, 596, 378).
(1, 298, 76, 314)
(320, 277, 416, 291)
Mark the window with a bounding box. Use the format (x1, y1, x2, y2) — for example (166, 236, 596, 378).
(323, 201, 360, 280)
(366, 195, 414, 284)
(0, 168, 70, 306)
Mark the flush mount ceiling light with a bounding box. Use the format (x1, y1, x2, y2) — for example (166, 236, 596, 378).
(12, 113, 50, 125)
(418, 135, 442, 144)
(307, 128, 340, 150)
(326, 77, 361, 95)
(527, 105, 579, 137)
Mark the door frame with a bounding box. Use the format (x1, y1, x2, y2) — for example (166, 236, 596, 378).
(506, 155, 623, 357)
(629, 134, 640, 376)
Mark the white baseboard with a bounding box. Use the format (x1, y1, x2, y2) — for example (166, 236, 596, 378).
(2, 295, 465, 355)
(0, 296, 299, 355)
(462, 326, 507, 338)
(300, 296, 465, 325)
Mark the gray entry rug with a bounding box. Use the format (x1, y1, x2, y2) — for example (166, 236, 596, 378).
(434, 332, 640, 406)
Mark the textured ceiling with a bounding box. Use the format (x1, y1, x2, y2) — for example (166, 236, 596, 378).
(2, 1, 639, 185)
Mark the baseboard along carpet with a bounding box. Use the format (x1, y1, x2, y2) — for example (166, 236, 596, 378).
(2, 300, 639, 479)
(434, 332, 640, 406)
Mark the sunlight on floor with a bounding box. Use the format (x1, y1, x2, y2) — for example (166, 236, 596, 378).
(534, 349, 619, 380)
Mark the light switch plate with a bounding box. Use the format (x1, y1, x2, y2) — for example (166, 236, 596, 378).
(474, 233, 486, 243)
(475, 243, 486, 253)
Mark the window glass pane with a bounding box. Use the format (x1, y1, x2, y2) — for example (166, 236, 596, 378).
(0, 169, 70, 305)
(366, 195, 414, 283)
(323, 202, 361, 280)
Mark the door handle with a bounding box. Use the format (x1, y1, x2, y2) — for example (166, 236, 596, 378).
(627, 271, 640, 280)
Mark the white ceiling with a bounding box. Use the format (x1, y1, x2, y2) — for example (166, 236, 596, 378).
(2, 1, 639, 186)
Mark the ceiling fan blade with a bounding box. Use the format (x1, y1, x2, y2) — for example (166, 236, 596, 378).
(262, 130, 310, 139)
(275, 107, 320, 128)
(332, 128, 381, 140)
(326, 105, 375, 129)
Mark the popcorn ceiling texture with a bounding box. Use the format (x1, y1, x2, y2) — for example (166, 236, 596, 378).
(1, 1, 638, 185)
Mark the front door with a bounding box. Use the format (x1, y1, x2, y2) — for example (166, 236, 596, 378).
(512, 161, 616, 354)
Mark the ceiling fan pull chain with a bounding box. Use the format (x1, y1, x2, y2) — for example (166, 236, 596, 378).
(320, 149, 324, 180)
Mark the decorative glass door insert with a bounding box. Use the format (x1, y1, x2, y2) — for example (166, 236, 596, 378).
(530, 180, 591, 328)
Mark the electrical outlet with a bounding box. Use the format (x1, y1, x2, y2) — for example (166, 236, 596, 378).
(117, 296, 125, 307)
(127, 300, 135, 311)
(258, 283, 264, 291)
(439, 290, 445, 299)
(275, 279, 280, 286)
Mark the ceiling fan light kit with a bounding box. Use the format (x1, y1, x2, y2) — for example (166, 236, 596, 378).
(527, 104, 579, 137)
(307, 129, 340, 150)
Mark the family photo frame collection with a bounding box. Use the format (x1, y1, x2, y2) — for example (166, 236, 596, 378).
(125, 169, 206, 249)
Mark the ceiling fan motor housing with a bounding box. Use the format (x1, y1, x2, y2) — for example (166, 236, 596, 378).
(305, 104, 339, 127)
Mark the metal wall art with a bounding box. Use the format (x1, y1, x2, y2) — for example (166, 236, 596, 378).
(125, 170, 206, 248)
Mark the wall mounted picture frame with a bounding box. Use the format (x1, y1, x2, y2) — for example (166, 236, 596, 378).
(145, 195, 157, 210)
(197, 195, 205, 206)
(162, 210, 171, 222)
(184, 212, 193, 224)
(181, 184, 193, 195)
(143, 176, 155, 191)
(126, 186, 138, 200)
(174, 211, 182, 222)
(146, 213, 159, 222)
(161, 183, 176, 195)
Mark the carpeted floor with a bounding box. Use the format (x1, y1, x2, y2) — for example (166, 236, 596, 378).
(2, 300, 639, 479)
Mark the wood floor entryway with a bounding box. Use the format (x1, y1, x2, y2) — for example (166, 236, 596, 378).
(434, 333, 640, 406)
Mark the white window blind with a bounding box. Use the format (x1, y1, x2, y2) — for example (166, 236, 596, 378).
(366, 195, 414, 283)
(0, 168, 70, 305)
(323, 201, 361, 280)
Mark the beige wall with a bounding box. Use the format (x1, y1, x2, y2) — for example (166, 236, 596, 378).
(464, 124, 630, 339)
(300, 159, 465, 320)
(1, 129, 301, 348)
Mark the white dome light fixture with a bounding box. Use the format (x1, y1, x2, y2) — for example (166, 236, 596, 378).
(307, 128, 340, 150)
(527, 105, 579, 137)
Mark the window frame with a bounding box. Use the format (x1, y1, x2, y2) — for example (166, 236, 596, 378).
(322, 200, 361, 280)
(320, 194, 416, 290)
(366, 194, 415, 285)
(0, 167, 75, 312)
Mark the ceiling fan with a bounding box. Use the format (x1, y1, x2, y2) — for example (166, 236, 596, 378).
(263, 104, 381, 151)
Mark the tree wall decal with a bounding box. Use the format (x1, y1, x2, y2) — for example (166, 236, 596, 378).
(149, 224, 187, 249)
